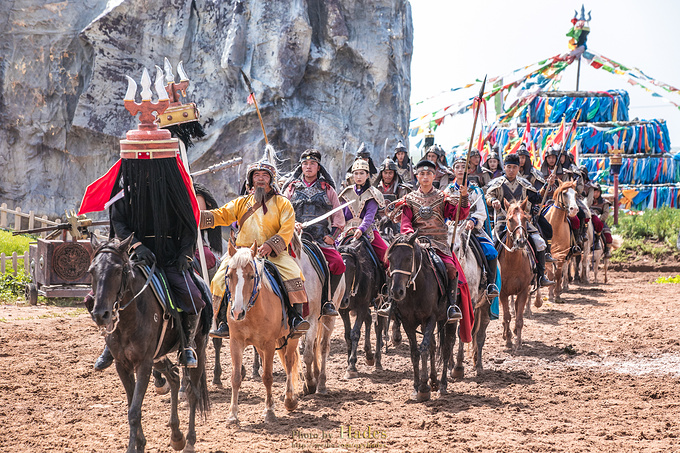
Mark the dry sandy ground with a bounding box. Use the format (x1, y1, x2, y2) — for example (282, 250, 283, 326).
(1, 269, 680, 452)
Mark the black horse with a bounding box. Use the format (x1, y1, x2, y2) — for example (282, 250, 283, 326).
(386, 232, 456, 402)
(338, 237, 387, 378)
(88, 237, 210, 453)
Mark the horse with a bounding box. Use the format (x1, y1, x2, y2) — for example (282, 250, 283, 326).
(569, 213, 593, 284)
(338, 236, 387, 379)
(450, 225, 491, 378)
(544, 180, 580, 303)
(87, 236, 210, 453)
(292, 234, 345, 395)
(498, 199, 535, 352)
(387, 232, 456, 401)
(225, 242, 300, 424)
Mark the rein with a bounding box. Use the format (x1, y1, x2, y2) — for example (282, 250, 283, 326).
(93, 246, 155, 336)
(388, 242, 421, 290)
(499, 217, 528, 253)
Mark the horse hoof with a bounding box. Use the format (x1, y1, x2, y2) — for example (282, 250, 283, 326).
(170, 434, 186, 451)
(344, 370, 359, 379)
(365, 356, 375, 367)
(438, 388, 448, 397)
(155, 381, 171, 395)
(431, 381, 439, 392)
(475, 367, 485, 377)
(303, 383, 317, 395)
(284, 397, 298, 412)
(227, 415, 239, 426)
(182, 443, 196, 453)
(212, 378, 223, 388)
(317, 386, 328, 395)
(415, 391, 431, 402)
(375, 362, 383, 371)
(264, 410, 277, 423)
(451, 367, 464, 379)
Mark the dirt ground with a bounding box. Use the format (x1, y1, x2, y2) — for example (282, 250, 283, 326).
(2, 268, 680, 453)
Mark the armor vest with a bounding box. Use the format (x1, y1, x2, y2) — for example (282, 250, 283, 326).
(590, 198, 608, 216)
(404, 189, 450, 256)
(339, 185, 385, 241)
(501, 179, 526, 202)
(290, 179, 332, 241)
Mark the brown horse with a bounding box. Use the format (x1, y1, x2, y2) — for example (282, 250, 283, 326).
(225, 243, 300, 425)
(498, 199, 534, 352)
(545, 180, 580, 302)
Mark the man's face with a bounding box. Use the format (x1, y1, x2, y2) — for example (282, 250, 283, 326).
(301, 160, 319, 179)
(425, 152, 438, 164)
(396, 151, 406, 163)
(416, 169, 435, 188)
(252, 170, 272, 190)
(505, 164, 519, 179)
(519, 155, 526, 167)
(353, 170, 369, 186)
(470, 155, 480, 167)
(381, 169, 395, 185)
(453, 163, 466, 179)
(546, 155, 557, 166)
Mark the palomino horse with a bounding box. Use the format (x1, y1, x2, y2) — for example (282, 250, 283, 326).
(450, 226, 491, 377)
(292, 235, 345, 395)
(387, 233, 456, 401)
(498, 199, 534, 352)
(88, 237, 210, 453)
(339, 236, 387, 378)
(544, 180, 580, 302)
(225, 243, 300, 424)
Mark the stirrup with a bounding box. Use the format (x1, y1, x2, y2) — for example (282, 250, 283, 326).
(486, 284, 500, 299)
(209, 322, 229, 339)
(182, 347, 198, 369)
(571, 245, 582, 255)
(545, 253, 556, 263)
(321, 302, 339, 317)
(289, 318, 310, 339)
(447, 305, 462, 323)
(376, 302, 392, 318)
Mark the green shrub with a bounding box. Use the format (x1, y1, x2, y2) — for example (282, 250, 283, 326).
(0, 269, 31, 302)
(654, 275, 680, 284)
(611, 208, 680, 246)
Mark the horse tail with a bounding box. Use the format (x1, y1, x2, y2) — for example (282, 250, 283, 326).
(197, 362, 211, 417)
(200, 299, 213, 336)
(277, 338, 301, 392)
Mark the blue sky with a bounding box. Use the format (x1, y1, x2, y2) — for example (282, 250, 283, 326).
(409, 0, 680, 152)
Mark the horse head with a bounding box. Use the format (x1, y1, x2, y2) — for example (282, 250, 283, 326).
(225, 242, 261, 322)
(554, 180, 579, 217)
(88, 234, 134, 329)
(386, 231, 420, 301)
(505, 199, 529, 250)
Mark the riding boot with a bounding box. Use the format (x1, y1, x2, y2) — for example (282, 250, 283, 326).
(94, 344, 114, 371)
(485, 257, 500, 299)
(545, 240, 556, 263)
(287, 303, 310, 339)
(209, 294, 229, 339)
(446, 278, 463, 324)
(181, 313, 200, 369)
(604, 241, 611, 259)
(321, 274, 340, 317)
(536, 250, 555, 287)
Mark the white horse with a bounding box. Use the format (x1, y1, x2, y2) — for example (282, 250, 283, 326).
(290, 233, 344, 395)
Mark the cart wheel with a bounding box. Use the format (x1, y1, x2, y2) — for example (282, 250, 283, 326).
(26, 283, 38, 306)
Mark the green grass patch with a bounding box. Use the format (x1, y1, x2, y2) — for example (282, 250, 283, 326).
(610, 208, 680, 263)
(0, 229, 33, 256)
(0, 270, 31, 303)
(654, 275, 680, 284)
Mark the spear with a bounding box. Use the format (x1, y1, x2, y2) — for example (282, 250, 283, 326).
(240, 69, 269, 144)
(451, 76, 486, 248)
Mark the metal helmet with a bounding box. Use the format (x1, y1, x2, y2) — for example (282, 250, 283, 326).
(517, 143, 531, 157)
(245, 144, 278, 191)
(379, 157, 398, 173)
(351, 159, 371, 173)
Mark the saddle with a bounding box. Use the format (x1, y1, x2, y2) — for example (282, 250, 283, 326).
(138, 264, 178, 315)
(261, 259, 298, 320)
(301, 238, 333, 304)
(494, 229, 537, 273)
(418, 240, 447, 298)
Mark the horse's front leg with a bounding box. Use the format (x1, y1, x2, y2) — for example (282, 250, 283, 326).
(364, 308, 375, 367)
(415, 317, 436, 401)
(260, 344, 277, 422)
(212, 337, 223, 386)
(114, 363, 137, 453)
(344, 309, 362, 379)
(302, 316, 318, 395)
(428, 334, 438, 392)
(154, 358, 182, 451)
(374, 315, 385, 370)
(473, 307, 491, 376)
(125, 360, 153, 453)
(405, 326, 421, 401)
(317, 316, 335, 394)
(452, 325, 465, 379)
(513, 291, 528, 353)
(227, 339, 245, 425)
(282, 338, 299, 412)
(501, 294, 513, 349)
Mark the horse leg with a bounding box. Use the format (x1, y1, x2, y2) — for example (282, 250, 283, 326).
(121, 360, 152, 453)
(344, 310, 362, 379)
(429, 335, 438, 392)
(212, 337, 222, 386)
(183, 330, 208, 453)
(153, 368, 170, 395)
(452, 325, 465, 379)
(227, 339, 245, 425)
(364, 310, 375, 367)
(252, 346, 261, 379)
(340, 309, 356, 378)
(374, 315, 384, 370)
(501, 294, 513, 349)
(513, 291, 528, 353)
(282, 339, 300, 412)
(416, 317, 436, 402)
(474, 307, 491, 377)
(604, 257, 609, 284)
(115, 363, 139, 453)
(439, 321, 454, 395)
(302, 317, 318, 395)
(153, 359, 183, 451)
(260, 345, 277, 422)
(534, 286, 543, 308)
(317, 316, 335, 395)
(391, 316, 402, 347)
(405, 327, 421, 401)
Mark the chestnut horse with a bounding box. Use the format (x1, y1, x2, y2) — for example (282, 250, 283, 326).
(498, 199, 534, 352)
(225, 243, 300, 425)
(545, 180, 579, 302)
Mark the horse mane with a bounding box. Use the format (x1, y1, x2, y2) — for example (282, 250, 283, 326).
(228, 248, 271, 291)
(506, 200, 528, 221)
(553, 179, 577, 197)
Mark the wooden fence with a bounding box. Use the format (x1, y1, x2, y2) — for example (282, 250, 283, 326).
(0, 203, 61, 236)
(0, 251, 29, 276)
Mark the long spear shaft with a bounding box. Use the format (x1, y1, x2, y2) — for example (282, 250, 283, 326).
(240, 69, 269, 144)
(451, 76, 486, 247)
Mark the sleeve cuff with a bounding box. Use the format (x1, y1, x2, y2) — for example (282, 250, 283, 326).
(265, 234, 287, 257)
(200, 211, 215, 229)
(330, 227, 341, 240)
(459, 194, 469, 208)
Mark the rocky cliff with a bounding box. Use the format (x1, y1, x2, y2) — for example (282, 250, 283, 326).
(0, 0, 412, 217)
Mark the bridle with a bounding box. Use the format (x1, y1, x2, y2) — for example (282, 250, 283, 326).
(91, 245, 154, 336)
(224, 258, 262, 313)
(500, 211, 528, 253)
(388, 241, 422, 290)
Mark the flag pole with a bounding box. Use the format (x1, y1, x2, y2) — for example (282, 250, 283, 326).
(240, 69, 269, 145)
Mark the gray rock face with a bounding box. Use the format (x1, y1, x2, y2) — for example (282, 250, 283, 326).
(0, 0, 412, 217)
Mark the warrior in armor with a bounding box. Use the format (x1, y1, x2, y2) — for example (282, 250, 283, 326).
(467, 147, 493, 188)
(375, 157, 411, 204)
(446, 158, 500, 299)
(589, 183, 613, 257)
(482, 150, 503, 180)
(282, 148, 345, 317)
(422, 145, 453, 189)
(486, 154, 556, 287)
(339, 159, 389, 266)
(202, 147, 311, 340)
(377, 159, 470, 323)
(518, 144, 546, 191)
(393, 140, 415, 186)
(344, 142, 378, 187)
